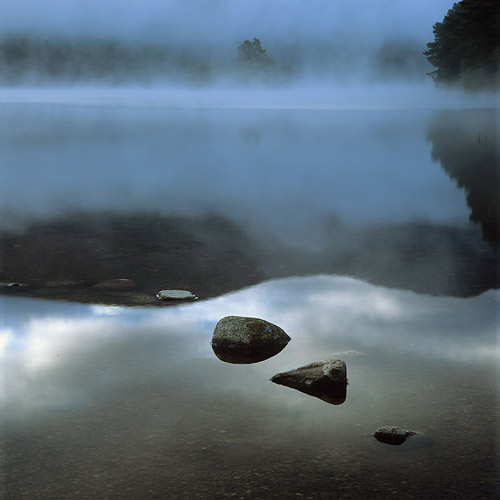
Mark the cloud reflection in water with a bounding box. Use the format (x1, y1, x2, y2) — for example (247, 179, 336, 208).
(1, 274, 498, 415)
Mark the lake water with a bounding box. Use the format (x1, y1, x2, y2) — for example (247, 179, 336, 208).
(0, 90, 499, 499)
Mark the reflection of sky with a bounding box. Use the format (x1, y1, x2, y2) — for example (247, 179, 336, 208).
(0, 102, 473, 245)
(2, 275, 498, 414)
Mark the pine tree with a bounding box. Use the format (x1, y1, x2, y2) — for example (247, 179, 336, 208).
(424, 0, 500, 90)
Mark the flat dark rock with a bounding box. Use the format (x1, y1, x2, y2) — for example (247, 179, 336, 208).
(372, 425, 417, 445)
(271, 359, 347, 405)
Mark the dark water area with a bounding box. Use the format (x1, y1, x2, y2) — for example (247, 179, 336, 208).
(0, 98, 499, 499)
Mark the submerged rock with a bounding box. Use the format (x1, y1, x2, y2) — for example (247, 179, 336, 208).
(212, 315, 290, 364)
(372, 425, 417, 445)
(93, 278, 135, 290)
(271, 359, 347, 405)
(156, 289, 198, 301)
(46, 280, 85, 287)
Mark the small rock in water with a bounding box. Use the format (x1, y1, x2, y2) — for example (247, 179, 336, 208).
(156, 289, 198, 301)
(212, 315, 290, 364)
(372, 425, 417, 445)
(271, 359, 347, 405)
(0, 282, 30, 290)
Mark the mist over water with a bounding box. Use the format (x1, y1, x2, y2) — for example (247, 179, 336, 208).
(0, 103, 471, 237)
(0, 1, 496, 110)
(0, 1, 452, 87)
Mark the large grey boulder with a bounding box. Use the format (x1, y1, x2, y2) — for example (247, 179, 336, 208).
(211, 315, 291, 364)
(271, 359, 347, 405)
(372, 426, 417, 445)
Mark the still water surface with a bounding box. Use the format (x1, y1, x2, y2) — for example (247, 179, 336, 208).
(0, 97, 498, 499)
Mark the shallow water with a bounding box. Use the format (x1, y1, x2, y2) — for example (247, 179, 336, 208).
(1, 278, 499, 499)
(0, 97, 499, 499)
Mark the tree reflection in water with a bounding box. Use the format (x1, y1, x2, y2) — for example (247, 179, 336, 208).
(426, 109, 499, 249)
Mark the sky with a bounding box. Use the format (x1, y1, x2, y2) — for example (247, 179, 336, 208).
(0, 0, 451, 45)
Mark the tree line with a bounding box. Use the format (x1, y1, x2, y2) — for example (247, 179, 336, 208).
(2, 3, 497, 91)
(0, 35, 293, 85)
(0, 34, 430, 86)
(0, 35, 195, 84)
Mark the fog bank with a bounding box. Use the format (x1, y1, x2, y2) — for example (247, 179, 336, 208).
(0, 1, 453, 86)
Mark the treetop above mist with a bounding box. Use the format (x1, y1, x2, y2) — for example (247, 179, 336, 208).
(186, 37, 291, 85)
(424, 0, 499, 91)
(237, 38, 274, 68)
(233, 38, 292, 84)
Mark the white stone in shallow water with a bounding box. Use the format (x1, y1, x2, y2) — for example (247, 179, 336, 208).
(156, 290, 198, 301)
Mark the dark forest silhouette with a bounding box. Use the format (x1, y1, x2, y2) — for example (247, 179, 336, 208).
(424, 0, 500, 90)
